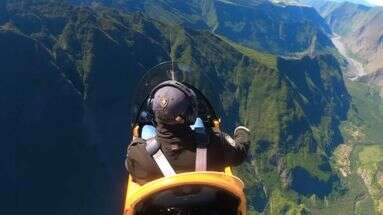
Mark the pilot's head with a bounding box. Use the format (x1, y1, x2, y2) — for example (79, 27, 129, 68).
(150, 81, 197, 125)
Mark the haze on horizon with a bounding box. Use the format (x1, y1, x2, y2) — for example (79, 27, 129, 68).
(367, 0, 383, 6)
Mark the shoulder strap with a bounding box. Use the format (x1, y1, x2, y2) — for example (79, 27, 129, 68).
(145, 137, 176, 177)
(194, 125, 209, 171)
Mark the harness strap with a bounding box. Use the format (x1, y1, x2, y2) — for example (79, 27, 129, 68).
(195, 148, 207, 171)
(194, 124, 209, 171)
(145, 137, 176, 177)
(143, 117, 209, 175)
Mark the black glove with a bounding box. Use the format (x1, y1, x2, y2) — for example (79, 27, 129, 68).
(234, 126, 251, 146)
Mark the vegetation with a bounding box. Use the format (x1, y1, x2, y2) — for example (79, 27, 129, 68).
(2, 1, 361, 215)
(358, 145, 383, 171)
(343, 81, 383, 143)
(332, 81, 383, 214)
(219, 36, 277, 69)
(71, 0, 335, 56)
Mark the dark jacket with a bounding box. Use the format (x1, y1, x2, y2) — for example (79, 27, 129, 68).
(126, 123, 250, 185)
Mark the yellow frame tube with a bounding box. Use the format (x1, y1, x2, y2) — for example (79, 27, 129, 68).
(124, 171, 246, 215)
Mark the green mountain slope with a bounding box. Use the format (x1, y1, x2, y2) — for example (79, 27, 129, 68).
(69, 0, 335, 56)
(3, 1, 350, 214)
(336, 81, 383, 214)
(0, 26, 103, 214)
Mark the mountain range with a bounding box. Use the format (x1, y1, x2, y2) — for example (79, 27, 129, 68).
(300, 0, 373, 6)
(312, 1, 383, 72)
(68, 0, 336, 56)
(300, 0, 383, 213)
(2, 0, 382, 214)
(304, 0, 383, 94)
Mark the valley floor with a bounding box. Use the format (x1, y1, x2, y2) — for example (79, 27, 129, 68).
(331, 34, 383, 98)
(331, 35, 366, 80)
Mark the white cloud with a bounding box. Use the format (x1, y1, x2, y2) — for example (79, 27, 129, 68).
(367, 0, 383, 6)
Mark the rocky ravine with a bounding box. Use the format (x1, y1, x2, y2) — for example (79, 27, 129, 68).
(306, 0, 383, 96)
(331, 34, 366, 80)
(332, 33, 383, 97)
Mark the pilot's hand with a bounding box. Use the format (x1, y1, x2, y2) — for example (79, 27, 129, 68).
(234, 126, 251, 146)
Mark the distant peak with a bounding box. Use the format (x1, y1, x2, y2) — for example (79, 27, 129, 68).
(271, 0, 304, 5)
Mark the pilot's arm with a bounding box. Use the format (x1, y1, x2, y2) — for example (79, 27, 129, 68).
(214, 126, 251, 166)
(125, 138, 162, 185)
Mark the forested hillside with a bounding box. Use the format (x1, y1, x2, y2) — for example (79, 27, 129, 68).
(69, 0, 335, 56)
(1, 0, 357, 214)
(294, 1, 383, 213)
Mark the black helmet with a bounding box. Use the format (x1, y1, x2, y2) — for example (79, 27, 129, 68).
(147, 81, 198, 125)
